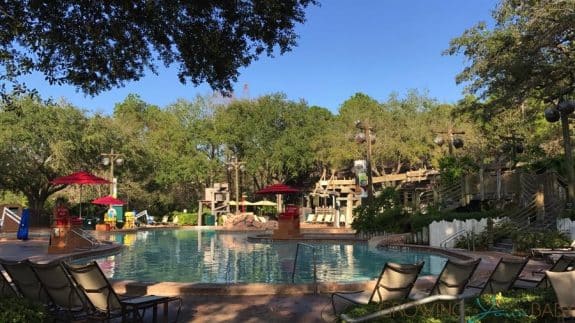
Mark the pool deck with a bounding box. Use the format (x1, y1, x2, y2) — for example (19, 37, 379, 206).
(0, 228, 554, 322)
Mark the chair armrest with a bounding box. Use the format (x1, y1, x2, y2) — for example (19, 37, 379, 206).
(465, 284, 483, 290)
(515, 277, 540, 284)
(332, 290, 365, 296)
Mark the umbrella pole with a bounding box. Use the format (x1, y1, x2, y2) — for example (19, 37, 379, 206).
(79, 186, 83, 219)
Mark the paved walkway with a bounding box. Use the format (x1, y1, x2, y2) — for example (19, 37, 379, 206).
(0, 234, 553, 322)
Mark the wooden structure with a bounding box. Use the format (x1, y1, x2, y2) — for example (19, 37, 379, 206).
(198, 183, 230, 225)
(307, 169, 439, 225)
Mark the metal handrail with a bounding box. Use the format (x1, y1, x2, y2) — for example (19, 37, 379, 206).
(70, 227, 99, 248)
(440, 228, 467, 248)
(134, 210, 148, 219)
(291, 242, 318, 294)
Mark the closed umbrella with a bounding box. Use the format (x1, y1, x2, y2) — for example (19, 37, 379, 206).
(16, 208, 30, 240)
(51, 171, 110, 218)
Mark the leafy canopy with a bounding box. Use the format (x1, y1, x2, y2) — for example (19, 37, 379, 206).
(447, 0, 575, 106)
(0, 0, 318, 98)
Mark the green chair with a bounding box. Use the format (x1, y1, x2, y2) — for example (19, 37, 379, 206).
(65, 261, 182, 322)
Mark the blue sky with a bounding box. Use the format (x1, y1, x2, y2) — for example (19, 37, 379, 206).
(24, 0, 499, 114)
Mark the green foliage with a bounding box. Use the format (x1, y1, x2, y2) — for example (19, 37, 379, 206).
(438, 155, 478, 186)
(0, 1, 318, 98)
(447, 0, 575, 106)
(352, 188, 410, 234)
(172, 211, 198, 226)
(342, 289, 559, 322)
(0, 297, 48, 323)
(511, 229, 571, 253)
(467, 221, 573, 253)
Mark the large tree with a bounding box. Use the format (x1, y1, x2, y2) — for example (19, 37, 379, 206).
(446, 0, 575, 107)
(0, 0, 318, 98)
(0, 97, 103, 221)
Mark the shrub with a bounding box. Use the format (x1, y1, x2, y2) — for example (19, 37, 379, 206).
(0, 297, 48, 323)
(171, 211, 198, 225)
(342, 289, 559, 322)
(352, 188, 410, 234)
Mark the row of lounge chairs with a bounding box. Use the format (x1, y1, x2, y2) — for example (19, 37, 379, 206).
(305, 213, 336, 224)
(335, 255, 575, 322)
(0, 258, 181, 322)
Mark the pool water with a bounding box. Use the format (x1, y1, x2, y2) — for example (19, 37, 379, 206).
(84, 229, 447, 284)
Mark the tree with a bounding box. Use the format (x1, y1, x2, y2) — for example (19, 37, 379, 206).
(0, 1, 318, 98)
(446, 0, 575, 107)
(0, 97, 98, 221)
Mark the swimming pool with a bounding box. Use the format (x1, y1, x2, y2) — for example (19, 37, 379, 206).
(84, 228, 447, 284)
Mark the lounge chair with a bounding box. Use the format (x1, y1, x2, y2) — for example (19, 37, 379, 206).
(305, 213, 316, 223)
(171, 215, 179, 225)
(463, 257, 528, 297)
(64, 261, 182, 322)
(546, 270, 575, 319)
(341, 258, 480, 323)
(314, 213, 325, 224)
(28, 260, 90, 320)
(409, 258, 481, 299)
(161, 215, 169, 225)
(324, 212, 333, 224)
(514, 255, 575, 289)
(331, 261, 424, 315)
(0, 258, 50, 304)
(0, 266, 17, 297)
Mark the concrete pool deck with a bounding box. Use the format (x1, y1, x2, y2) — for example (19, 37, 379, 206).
(0, 230, 553, 322)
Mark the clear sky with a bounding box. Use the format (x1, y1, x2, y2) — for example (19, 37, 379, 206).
(23, 0, 499, 115)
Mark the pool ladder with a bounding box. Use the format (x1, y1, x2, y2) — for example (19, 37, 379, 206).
(291, 242, 318, 294)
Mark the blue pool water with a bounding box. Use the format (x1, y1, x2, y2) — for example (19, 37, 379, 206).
(83, 229, 447, 284)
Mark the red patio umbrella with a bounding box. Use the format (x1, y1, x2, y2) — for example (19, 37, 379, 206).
(256, 183, 300, 213)
(91, 195, 125, 206)
(255, 183, 300, 195)
(51, 171, 111, 218)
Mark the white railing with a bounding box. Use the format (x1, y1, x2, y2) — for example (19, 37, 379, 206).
(134, 210, 149, 220)
(439, 229, 467, 249)
(0, 207, 21, 228)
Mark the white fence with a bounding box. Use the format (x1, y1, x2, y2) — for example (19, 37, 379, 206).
(430, 217, 575, 248)
(429, 218, 504, 248)
(557, 218, 575, 241)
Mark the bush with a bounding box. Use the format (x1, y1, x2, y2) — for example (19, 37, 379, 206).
(0, 297, 48, 322)
(352, 188, 410, 234)
(171, 211, 198, 225)
(342, 289, 559, 322)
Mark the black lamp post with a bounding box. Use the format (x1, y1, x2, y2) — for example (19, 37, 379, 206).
(227, 156, 245, 214)
(101, 149, 124, 197)
(433, 126, 465, 155)
(354, 121, 375, 201)
(544, 100, 575, 206)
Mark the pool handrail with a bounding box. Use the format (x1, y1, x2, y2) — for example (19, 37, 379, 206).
(292, 242, 318, 294)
